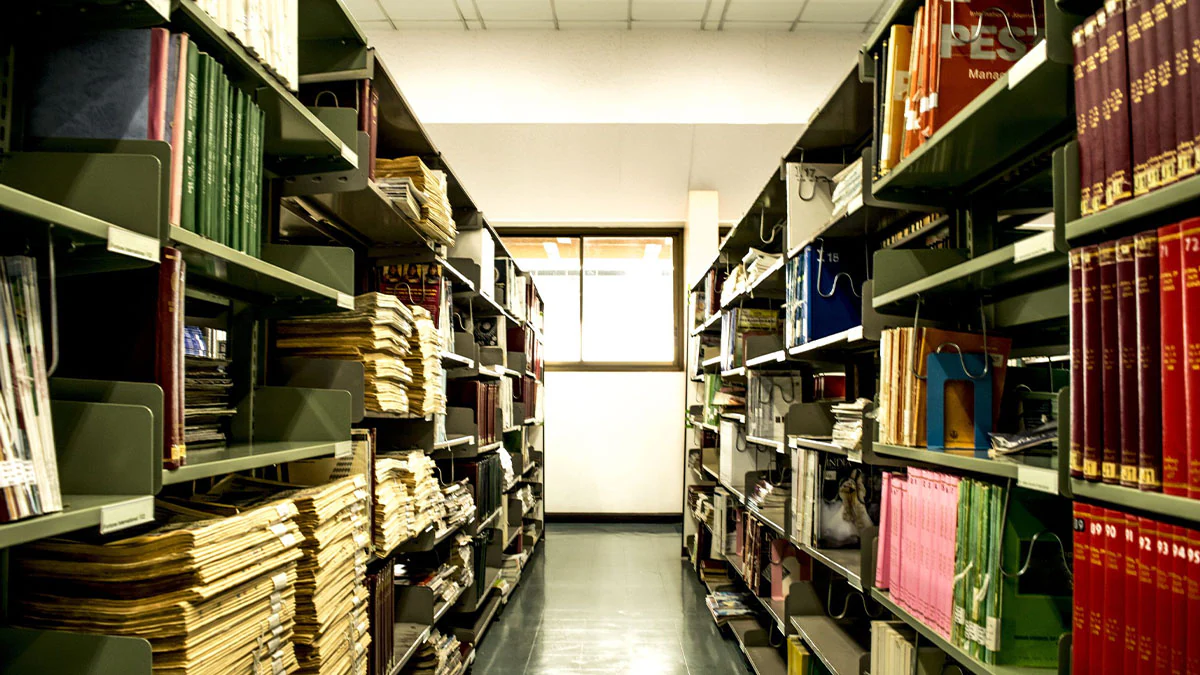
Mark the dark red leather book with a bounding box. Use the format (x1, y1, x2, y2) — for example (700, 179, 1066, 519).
(1083, 245, 1104, 481)
(1156, 0, 1180, 187)
(1170, 0, 1195, 180)
(1085, 17, 1109, 213)
(1071, 248, 1086, 478)
(1187, 527, 1200, 675)
(1135, 230, 1163, 491)
(1090, 507, 1108, 666)
(1183, 221, 1200, 497)
(1127, 0, 1152, 195)
(1117, 238, 1141, 486)
(1074, 503, 1092, 673)
(1190, 0, 1200, 179)
(158, 246, 185, 469)
(1125, 513, 1142, 673)
(1100, 243, 1121, 483)
(1156, 517, 1174, 673)
(1160, 223, 1187, 495)
(1139, 0, 1163, 192)
(1074, 25, 1093, 215)
(1170, 525, 1187, 673)
(1105, 508, 1127, 670)
(1105, 0, 1135, 204)
(1139, 518, 1159, 673)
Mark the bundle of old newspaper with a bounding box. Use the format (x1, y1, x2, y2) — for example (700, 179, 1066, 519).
(373, 451, 446, 554)
(13, 499, 304, 675)
(375, 157, 456, 246)
(403, 306, 444, 417)
(275, 293, 415, 414)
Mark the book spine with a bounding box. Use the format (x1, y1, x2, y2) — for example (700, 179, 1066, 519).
(1143, 0, 1165, 190)
(1183, 221, 1200, 498)
(1156, 0, 1180, 186)
(181, 41, 200, 233)
(1138, 518, 1158, 673)
(148, 28, 169, 141)
(1170, 525, 1187, 672)
(1101, 243, 1122, 483)
(1136, 230, 1163, 490)
(1171, 0, 1196, 179)
(1125, 513, 1142, 673)
(1129, 0, 1152, 195)
(1106, 0, 1135, 204)
(1089, 508, 1108, 668)
(1191, 0, 1200, 173)
(1086, 18, 1108, 214)
(1074, 25, 1093, 215)
(1105, 508, 1127, 670)
(159, 247, 185, 469)
(1161, 223, 1187, 495)
(1156, 513, 1174, 672)
(168, 34, 188, 227)
(1083, 245, 1104, 481)
(1073, 502, 1092, 674)
(1071, 248, 1086, 478)
(368, 86, 379, 183)
(1187, 527, 1200, 675)
(1117, 238, 1142, 486)
(203, 56, 219, 241)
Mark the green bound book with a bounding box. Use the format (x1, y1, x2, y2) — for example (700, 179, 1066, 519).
(952, 476, 969, 650)
(199, 54, 219, 241)
(180, 40, 200, 232)
(249, 107, 264, 258)
(243, 101, 260, 258)
(229, 90, 244, 253)
(216, 79, 230, 248)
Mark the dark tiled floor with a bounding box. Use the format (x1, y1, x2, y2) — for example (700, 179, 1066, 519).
(473, 523, 751, 674)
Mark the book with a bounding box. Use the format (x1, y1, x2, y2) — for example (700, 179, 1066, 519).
(1116, 238, 1141, 486)
(1140, 0, 1163, 192)
(1127, 0, 1152, 196)
(1134, 230, 1163, 490)
(880, 25, 913, 175)
(1138, 516, 1157, 670)
(159, 247, 186, 469)
(1100, 243, 1121, 483)
(1073, 503, 1092, 674)
(1104, 0, 1135, 205)
(1155, 0, 1179, 187)
(1124, 512, 1141, 673)
(1074, 25, 1095, 215)
(1160, 223, 1187, 494)
(181, 39, 201, 233)
(1071, 248, 1086, 477)
(1184, 220, 1200, 497)
(1082, 245, 1104, 480)
(1169, 0, 1194, 180)
(25, 28, 170, 142)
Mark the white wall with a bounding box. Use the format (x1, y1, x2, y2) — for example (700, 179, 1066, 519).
(543, 371, 686, 514)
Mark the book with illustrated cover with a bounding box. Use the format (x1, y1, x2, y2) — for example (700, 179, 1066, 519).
(817, 457, 881, 549)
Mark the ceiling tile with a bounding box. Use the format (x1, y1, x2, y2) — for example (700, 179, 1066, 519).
(630, 19, 705, 28)
(344, 0, 386, 21)
(633, 0, 710, 21)
(391, 20, 469, 28)
(475, 0, 554, 20)
(792, 19, 872, 31)
(560, 20, 632, 28)
(359, 19, 395, 29)
(484, 19, 560, 27)
(381, 0, 462, 20)
(799, 0, 885, 24)
(556, 0, 627, 20)
(724, 0, 805, 21)
(719, 20, 795, 30)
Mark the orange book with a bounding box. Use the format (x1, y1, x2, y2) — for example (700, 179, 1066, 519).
(920, 0, 942, 141)
(902, 6, 926, 158)
(929, 0, 1043, 137)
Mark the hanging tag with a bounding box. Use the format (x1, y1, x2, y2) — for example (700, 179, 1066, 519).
(107, 227, 160, 263)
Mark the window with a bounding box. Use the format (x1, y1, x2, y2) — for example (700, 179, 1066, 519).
(501, 231, 682, 370)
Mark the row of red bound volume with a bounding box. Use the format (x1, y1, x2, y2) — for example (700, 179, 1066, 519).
(1072, 0, 1200, 217)
(1069, 221, 1200, 496)
(1071, 503, 1200, 674)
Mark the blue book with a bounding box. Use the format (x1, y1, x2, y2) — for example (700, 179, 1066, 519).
(798, 244, 863, 344)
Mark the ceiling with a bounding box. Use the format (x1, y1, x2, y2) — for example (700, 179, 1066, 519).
(347, 0, 889, 32)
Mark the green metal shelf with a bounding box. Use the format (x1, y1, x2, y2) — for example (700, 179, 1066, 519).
(786, 65, 873, 164)
(691, 313, 722, 337)
(787, 325, 875, 361)
(162, 439, 345, 485)
(871, 589, 1056, 675)
(872, 442, 1059, 488)
(389, 623, 432, 675)
(296, 0, 369, 82)
(720, 258, 787, 311)
(791, 616, 867, 675)
(798, 544, 863, 591)
(172, 0, 357, 176)
(286, 181, 429, 248)
(746, 504, 787, 536)
(788, 435, 846, 456)
(0, 494, 153, 550)
(1064, 169, 1200, 242)
(1069, 480, 1200, 522)
(170, 226, 351, 304)
(0, 183, 159, 255)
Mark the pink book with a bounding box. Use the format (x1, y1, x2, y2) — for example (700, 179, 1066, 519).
(942, 474, 960, 637)
(876, 472, 894, 589)
(919, 469, 934, 625)
(901, 473, 917, 612)
(168, 33, 189, 227)
(890, 475, 906, 603)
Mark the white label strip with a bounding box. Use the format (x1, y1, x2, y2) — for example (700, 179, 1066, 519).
(334, 440, 353, 459)
(269, 523, 289, 537)
(336, 292, 354, 310)
(275, 503, 291, 519)
(1008, 40, 1047, 90)
(1012, 231, 1056, 264)
(272, 572, 288, 591)
(846, 193, 865, 216)
(147, 0, 170, 20)
(107, 227, 160, 263)
(100, 497, 154, 535)
(1016, 465, 1059, 494)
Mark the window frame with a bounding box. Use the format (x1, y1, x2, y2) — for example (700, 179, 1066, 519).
(498, 227, 685, 372)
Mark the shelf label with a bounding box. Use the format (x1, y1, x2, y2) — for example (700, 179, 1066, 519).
(1012, 231, 1055, 264)
(846, 193, 865, 216)
(1016, 465, 1059, 494)
(1008, 40, 1047, 90)
(147, 0, 170, 20)
(334, 440, 353, 459)
(100, 496, 154, 534)
(107, 226, 160, 263)
(336, 292, 354, 310)
(847, 446, 863, 464)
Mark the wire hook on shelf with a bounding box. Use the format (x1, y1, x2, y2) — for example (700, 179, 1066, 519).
(947, 0, 1039, 45)
(815, 238, 861, 299)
